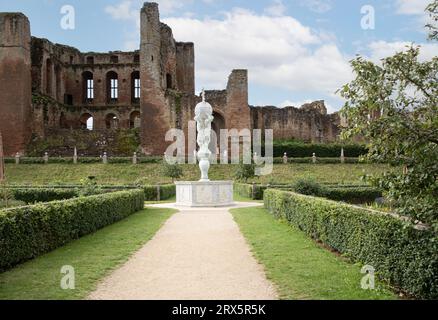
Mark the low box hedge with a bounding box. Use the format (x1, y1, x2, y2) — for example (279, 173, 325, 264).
(0, 190, 145, 271)
(321, 186, 382, 204)
(143, 184, 176, 201)
(264, 189, 437, 299)
(273, 157, 361, 164)
(235, 183, 381, 204)
(273, 141, 368, 158)
(12, 188, 79, 204)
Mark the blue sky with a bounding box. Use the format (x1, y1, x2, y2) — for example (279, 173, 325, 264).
(1, 0, 436, 112)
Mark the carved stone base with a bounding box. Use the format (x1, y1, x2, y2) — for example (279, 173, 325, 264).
(175, 181, 234, 207)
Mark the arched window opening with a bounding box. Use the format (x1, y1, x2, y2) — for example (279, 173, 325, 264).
(80, 113, 94, 131)
(131, 71, 140, 103)
(130, 111, 141, 129)
(82, 71, 94, 103)
(212, 112, 226, 147)
(106, 71, 118, 103)
(46, 58, 53, 96)
(166, 73, 172, 89)
(105, 113, 119, 130)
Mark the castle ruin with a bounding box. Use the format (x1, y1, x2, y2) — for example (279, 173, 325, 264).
(0, 3, 341, 157)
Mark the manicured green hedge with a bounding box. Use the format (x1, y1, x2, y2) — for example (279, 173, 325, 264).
(321, 187, 382, 204)
(235, 183, 381, 204)
(12, 188, 79, 204)
(4, 156, 163, 164)
(264, 189, 437, 299)
(143, 184, 176, 201)
(273, 141, 368, 158)
(0, 190, 145, 271)
(273, 157, 360, 164)
(235, 183, 267, 200)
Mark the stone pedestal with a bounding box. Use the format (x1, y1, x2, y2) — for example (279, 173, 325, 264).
(175, 181, 234, 207)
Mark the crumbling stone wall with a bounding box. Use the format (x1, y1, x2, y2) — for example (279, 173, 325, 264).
(250, 102, 340, 143)
(0, 3, 341, 157)
(0, 13, 32, 156)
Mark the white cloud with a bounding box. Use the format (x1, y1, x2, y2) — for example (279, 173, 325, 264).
(264, 0, 287, 17)
(300, 0, 332, 13)
(395, 0, 429, 15)
(368, 40, 438, 62)
(164, 9, 352, 95)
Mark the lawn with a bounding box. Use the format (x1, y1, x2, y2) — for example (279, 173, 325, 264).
(231, 206, 397, 300)
(4, 163, 393, 185)
(0, 207, 176, 300)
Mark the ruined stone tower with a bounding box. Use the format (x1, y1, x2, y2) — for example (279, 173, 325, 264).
(0, 13, 32, 156)
(0, 3, 341, 157)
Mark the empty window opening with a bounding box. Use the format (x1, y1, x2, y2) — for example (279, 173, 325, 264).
(64, 94, 73, 105)
(134, 54, 140, 63)
(86, 56, 94, 65)
(110, 55, 119, 63)
(82, 72, 94, 103)
(166, 73, 172, 89)
(46, 58, 53, 95)
(106, 71, 119, 103)
(106, 113, 119, 130)
(130, 111, 141, 129)
(131, 71, 140, 103)
(80, 114, 93, 131)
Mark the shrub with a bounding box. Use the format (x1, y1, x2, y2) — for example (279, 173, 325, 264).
(143, 184, 176, 201)
(0, 190, 145, 271)
(264, 189, 437, 299)
(12, 188, 78, 204)
(272, 141, 368, 158)
(321, 186, 382, 204)
(161, 162, 183, 182)
(234, 163, 256, 182)
(292, 179, 323, 196)
(234, 183, 267, 200)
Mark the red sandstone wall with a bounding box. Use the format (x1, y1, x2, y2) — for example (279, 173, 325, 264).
(0, 13, 32, 156)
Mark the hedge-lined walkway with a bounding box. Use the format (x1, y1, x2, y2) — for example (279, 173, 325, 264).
(88, 203, 278, 300)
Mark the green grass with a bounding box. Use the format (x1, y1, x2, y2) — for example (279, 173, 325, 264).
(0, 207, 176, 300)
(231, 206, 398, 300)
(4, 163, 393, 186)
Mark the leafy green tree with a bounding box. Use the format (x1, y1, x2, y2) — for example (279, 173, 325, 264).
(234, 163, 256, 182)
(338, 1, 438, 229)
(161, 161, 183, 182)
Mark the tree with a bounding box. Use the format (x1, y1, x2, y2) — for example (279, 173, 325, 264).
(338, 0, 438, 230)
(234, 162, 256, 182)
(161, 161, 183, 183)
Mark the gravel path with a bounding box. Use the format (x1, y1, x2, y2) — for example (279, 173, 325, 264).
(88, 202, 278, 300)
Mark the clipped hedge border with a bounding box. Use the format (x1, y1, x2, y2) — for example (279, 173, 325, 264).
(272, 141, 368, 158)
(0, 190, 145, 271)
(12, 188, 79, 204)
(264, 189, 437, 299)
(321, 187, 382, 204)
(235, 183, 381, 204)
(143, 184, 176, 201)
(6, 184, 176, 202)
(273, 157, 361, 164)
(4, 156, 163, 164)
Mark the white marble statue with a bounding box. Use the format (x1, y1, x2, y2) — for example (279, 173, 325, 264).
(194, 90, 214, 182)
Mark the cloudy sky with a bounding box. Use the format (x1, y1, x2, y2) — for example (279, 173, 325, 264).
(1, 0, 437, 112)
